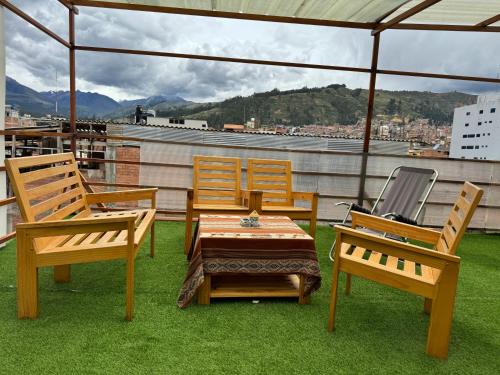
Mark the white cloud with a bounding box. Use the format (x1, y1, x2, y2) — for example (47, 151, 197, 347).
(4, 0, 500, 101)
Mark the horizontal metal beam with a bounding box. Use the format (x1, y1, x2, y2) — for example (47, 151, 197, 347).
(0, 0, 71, 48)
(377, 68, 500, 84)
(372, 0, 442, 35)
(75, 45, 500, 84)
(74, 45, 370, 73)
(71, 0, 500, 32)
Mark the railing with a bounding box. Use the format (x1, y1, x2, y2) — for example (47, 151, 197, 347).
(1, 128, 500, 245)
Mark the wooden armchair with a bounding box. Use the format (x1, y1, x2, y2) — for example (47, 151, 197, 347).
(327, 182, 483, 358)
(6, 153, 157, 321)
(247, 158, 318, 237)
(184, 155, 261, 254)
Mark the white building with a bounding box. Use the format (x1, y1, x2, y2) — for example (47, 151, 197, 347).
(449, 95, 500, 160)
(146, 116, 208, 129)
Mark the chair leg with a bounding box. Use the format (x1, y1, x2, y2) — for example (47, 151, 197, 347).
(345, 274, 352, 295)
(424, 297, 432, 314)
(184, 209, 194, 255)
(426, 263, 459, 359)
(125, 258, 135, 321)
(17, 234, 39, 319)
(197, 274, 211, 305)
(54, 265, 71, 283)
(150, 221, 155, 258)
(309, 215, 317, 238)
(327, 260, 341, 332)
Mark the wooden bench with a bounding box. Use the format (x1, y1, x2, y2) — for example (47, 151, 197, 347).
(327, 182, 483, 358)
(184, 155, 261, 254)
(247, 158, 318, 237)
(6, 153, 157, 321)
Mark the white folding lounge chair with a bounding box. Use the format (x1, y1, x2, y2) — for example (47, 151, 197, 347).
(329, 166, 438, 261)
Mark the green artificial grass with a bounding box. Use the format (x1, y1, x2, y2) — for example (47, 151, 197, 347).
(0, 223, 499, 374)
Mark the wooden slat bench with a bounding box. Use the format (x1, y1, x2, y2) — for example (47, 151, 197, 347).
(6, 153, 157, 321)
(184, 155, 261, 254)
(327, 181, 483, 358)
(247, 158, 319, 237)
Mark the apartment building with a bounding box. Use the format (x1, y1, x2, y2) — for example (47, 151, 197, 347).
(449, 95, 500, 160)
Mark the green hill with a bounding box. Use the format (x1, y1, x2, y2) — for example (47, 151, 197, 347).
(157, 84, 476, 129)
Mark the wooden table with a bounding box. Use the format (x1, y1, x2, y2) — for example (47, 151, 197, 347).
(177, 215, 321, 307)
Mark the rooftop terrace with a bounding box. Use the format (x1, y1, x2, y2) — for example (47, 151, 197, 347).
(0, 222, 499, 373)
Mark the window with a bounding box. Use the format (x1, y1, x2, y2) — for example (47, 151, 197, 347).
(462, 134, 467, 138)
(169, 119, 174, 123)
(488, 133, 491, 136)
(483, 133, 485, 136)
(478, 122, 482, 125)
(466, 112, 471, 116)
(180, 119, 185, 124)
(475, 146, 479, 149)
(466, 146, 474, 149)
(465, 123, 469, 127)
(479, 110, 484, 114)
(491, 108, 496, 113)
(467, 134, 475, 138)
(477, 134, 480, 137)
(461, 146, 466, 149)
(490, 121, 493, 123)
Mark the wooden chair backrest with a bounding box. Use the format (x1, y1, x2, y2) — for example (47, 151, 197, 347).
(247, 159, 292, 206)
(436, 181, 483, 255)
(193, 155, 242, 205)
(6, 153, 90, 250)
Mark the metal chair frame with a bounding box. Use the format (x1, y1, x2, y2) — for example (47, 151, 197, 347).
(329, 166, 438, 261)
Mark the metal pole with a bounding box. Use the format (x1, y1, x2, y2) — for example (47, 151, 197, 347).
(358, 33, 380, 205)
(0, 4, 7, 242)
(69, 8, 76, 155)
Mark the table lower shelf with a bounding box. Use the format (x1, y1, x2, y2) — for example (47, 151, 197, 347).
(197, 274, 309, 304)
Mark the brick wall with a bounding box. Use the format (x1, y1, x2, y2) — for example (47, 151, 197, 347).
(115, 146, 140, 208)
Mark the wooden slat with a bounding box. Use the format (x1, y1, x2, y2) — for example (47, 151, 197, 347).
(368, 251, 383, 265)
(455, 196, 469, 214)
(448, 210, 462, 231)
(385, 255, 399, 270)
(21, 164, 75, 184)
(198, 172, 236, 180)
(7, 152, 73, 169)
(197, 181, 236, 189)
(442, 225, 456, 250)
(351, 246, 366, 259)
(197, 199, 236, 205)
(40, 199, 86, 222)
(26, 175, 80, 200)
(252, 167, 287, 174)
(252, 175, 287, 182)
(31, 187, 82, 216)
(252, 183, 287, 190)
(198, 189, 236, 197)
(198, 164, 237, 171)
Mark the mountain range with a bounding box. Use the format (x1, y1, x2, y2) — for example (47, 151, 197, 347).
(6, 76, 477, 127)
(5, 76, 191, 119)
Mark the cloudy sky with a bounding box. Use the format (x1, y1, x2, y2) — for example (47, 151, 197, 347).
(4, 0, 500, 102)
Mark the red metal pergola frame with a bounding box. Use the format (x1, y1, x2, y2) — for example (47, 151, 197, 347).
(1, 0, 500, 205)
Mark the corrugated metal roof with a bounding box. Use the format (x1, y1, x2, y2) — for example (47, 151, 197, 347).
(73, 0, 500, 27)
(78, 120, 411, 155)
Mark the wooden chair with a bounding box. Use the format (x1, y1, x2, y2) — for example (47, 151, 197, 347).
(327, 182, 483, 358)
(184, 155, 261, 254)
(247, 158, 318, 237)
(5, 153, 157, 321)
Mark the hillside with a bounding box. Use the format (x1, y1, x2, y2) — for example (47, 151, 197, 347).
(157, 84, 477, 129)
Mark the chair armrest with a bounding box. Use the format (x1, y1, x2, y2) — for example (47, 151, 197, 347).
(334, 225, 459, 269)
(86, 188, 157, 208)
(292, 191, 318, 201)
(350, 211, 441, 245)
(16, 214, 137, 239)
